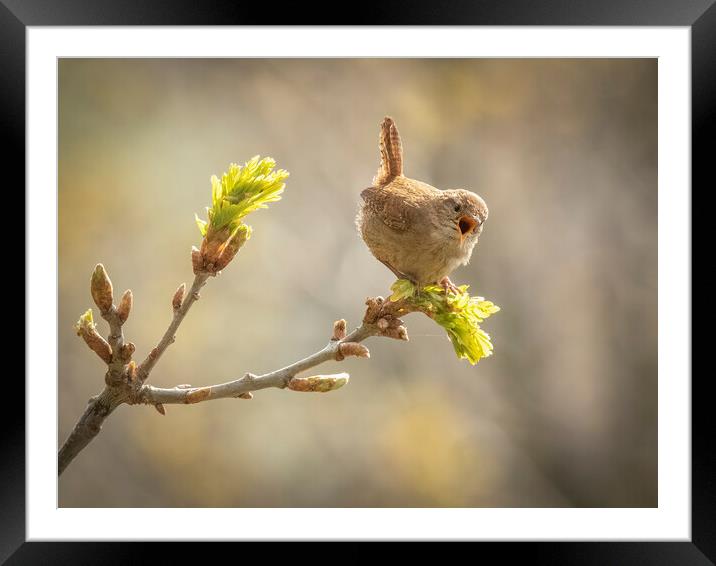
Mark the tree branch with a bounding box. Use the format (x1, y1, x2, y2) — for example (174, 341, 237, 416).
(136, 273, 210, 381)
(59, 260, 410, 476)
(59, 272, 211, 476)
(137, 322, 379, 406)
(58, 386, 126, 475)
(57, 157, 418, 477)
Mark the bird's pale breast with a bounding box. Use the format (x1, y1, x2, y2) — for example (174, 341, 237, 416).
(357, 178, 470, 285)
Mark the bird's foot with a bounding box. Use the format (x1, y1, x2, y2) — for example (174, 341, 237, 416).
(438, 276, 460, 295)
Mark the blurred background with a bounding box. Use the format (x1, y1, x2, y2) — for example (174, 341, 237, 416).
(58, 58, 657, 507)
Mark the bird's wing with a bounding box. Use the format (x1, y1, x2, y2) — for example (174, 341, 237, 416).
(360, 186, 414, 231)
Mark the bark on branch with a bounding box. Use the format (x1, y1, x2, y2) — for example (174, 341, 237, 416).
(137, 324, 376, 406)
(59, 262, 411, 476)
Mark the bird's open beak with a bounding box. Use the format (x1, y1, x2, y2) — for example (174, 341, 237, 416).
(458, 215, 478, 241)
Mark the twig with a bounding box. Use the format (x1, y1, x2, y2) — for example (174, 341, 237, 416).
(136, 273, 210, 382)
(59, 265, 410, 476)
(59, 272, 209, 476)
(58, 386, 126, 476)
(137, 324, 377, 406)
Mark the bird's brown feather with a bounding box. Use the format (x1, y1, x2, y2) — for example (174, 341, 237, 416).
(357, 117, 488, 286)
(374, 116, 404, 186)
(360, 177, 440, 232)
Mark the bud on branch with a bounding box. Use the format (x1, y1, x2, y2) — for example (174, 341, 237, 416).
(336, 342, 370, 360)
(117, 290, 133, 324)
(119, 342, 136, 363)
(362, 296, 409, 341)
(194, 224, 251, 275)
(192, 157, 289, 275)
(332, 319, 347, 341)
(287, 373, 350, 393)
(172, 283, 186, 311)
(75, 309, 112, 364)
(91, 264, 113, 315)
(127, 361, 138, 382)
(185, 387, 211, 404)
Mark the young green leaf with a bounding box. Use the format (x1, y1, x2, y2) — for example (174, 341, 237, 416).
(196, 156, 289, 237)
(193, 156, 288, 274)
(390, 279, 500, 365)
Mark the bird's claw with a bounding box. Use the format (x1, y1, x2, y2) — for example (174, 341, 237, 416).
(438, 276, 460, 295)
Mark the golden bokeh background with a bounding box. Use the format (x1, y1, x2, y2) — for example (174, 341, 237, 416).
(59, 58, 657, 507)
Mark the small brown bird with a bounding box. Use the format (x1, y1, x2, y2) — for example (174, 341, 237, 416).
(356, 116, 488, 290)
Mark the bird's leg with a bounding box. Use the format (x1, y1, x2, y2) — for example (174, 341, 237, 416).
(380, 259, 413, 282)
(438, 276, 460, 295)
(379, 259, 423, 297)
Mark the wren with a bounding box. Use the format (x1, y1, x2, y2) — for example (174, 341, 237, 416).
(356, 116, 488, 290)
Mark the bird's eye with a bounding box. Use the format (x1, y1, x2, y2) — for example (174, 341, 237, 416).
(453, 203, 461, 213)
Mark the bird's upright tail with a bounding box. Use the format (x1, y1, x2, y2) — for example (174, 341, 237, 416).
(373, 116, 404, 186)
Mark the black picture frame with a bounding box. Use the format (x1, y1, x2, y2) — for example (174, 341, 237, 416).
(5, 1, 707, 563)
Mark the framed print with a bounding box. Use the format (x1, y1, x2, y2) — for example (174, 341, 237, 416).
(6, 0, 708, 562)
